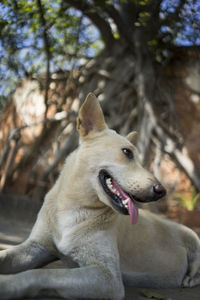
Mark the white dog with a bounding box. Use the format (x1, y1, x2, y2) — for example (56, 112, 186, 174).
(0, 93, 200, 299)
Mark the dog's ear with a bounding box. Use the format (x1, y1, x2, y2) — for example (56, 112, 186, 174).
(77, 93, 107, 138)
(126, 131, 138, 144)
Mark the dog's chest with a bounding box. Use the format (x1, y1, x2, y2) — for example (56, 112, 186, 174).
(53, 210, 85, 253)
(53, 209, 105, 255)
(53, 208, 117, 257)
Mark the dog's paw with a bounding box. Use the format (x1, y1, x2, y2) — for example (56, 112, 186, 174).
(182, 273, 200, 287)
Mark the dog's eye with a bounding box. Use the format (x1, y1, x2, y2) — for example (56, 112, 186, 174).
(122, 148, 134, 159)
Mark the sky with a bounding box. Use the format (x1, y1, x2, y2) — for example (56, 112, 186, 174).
(0, 0, 200, 100)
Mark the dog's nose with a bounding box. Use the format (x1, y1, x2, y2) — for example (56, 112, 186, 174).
(153, 183, 166, 198)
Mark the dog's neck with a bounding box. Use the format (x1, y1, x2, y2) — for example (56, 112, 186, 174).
(63, 205, 116, 227)
(44, 148, 104, 211)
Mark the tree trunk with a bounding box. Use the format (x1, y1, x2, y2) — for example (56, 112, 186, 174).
(0, 39, 200, 199)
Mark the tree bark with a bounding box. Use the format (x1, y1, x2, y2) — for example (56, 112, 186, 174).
(63, 0, 115, 48)
(36, 0, 51, 119)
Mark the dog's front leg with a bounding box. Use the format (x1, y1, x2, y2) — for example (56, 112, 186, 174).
(0, 265, 125, 300)
(0, 239, 56, 274)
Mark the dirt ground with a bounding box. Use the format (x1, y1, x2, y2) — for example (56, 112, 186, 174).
(0, 192, 200, 300)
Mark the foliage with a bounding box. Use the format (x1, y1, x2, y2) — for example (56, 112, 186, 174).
(141, 289, 167, 300)
(0, 0, 200, 102)
(0, 0, 103, 99)
(175, 186, 200, 211)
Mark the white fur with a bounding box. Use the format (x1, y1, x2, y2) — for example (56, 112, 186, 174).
(0, 93, 200, 300)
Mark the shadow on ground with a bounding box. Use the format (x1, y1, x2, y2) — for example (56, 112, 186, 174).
(0, 192, 200, 300)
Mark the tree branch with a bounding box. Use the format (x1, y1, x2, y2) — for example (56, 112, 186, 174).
(155, 125, 200, 191)
(63, 0, 115, 48)
(0, 135, 20, 191)
(42, 126, 77, 181)
(0, 111, 76, 182)
(36, 0, 51, 120)
(95, 0, 133, 45)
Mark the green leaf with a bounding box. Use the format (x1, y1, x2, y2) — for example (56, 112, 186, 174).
(192, 193, 200, 207)
(141, 289, 168, 300)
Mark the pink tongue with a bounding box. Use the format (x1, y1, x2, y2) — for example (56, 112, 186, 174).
(112, 180, 138, 225)
(128, 198, 138, 225)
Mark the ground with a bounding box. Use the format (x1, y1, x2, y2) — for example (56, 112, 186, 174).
(0, 193, 200, 300)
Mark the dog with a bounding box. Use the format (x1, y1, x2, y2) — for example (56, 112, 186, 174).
(0, 93, 200, 300)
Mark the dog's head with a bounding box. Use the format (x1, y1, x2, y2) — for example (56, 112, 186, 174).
(76, 93, 166, 224)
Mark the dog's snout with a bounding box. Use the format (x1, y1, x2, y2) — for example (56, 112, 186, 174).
(153, 183, 166, 198)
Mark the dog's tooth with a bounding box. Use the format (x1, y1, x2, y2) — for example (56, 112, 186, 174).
(117, 192, 120, 196)
(106, 178, 111, 185)
(106, 181, 112, 189)
(106, 179, 118, 195)
(122, 199, 129, 205)
(106, 178, 114, 191)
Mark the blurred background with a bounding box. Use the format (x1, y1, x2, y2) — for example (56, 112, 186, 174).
(0, 0, 200, 231)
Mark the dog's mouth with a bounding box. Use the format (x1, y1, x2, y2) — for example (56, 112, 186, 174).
(99, 169, 138, 224)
